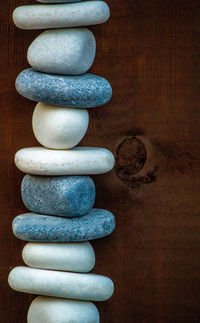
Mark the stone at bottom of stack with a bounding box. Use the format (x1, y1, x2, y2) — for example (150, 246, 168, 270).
(28, 297, 100, 323)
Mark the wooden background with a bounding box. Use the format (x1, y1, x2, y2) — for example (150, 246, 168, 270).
(0, 0, 200, 322)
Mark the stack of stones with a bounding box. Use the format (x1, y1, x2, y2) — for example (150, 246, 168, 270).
(8, 1, 115, 322)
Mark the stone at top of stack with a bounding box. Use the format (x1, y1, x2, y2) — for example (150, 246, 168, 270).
(13, 1, 110, 29)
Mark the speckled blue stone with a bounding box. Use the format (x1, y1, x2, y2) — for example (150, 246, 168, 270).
(21, 175, 95, 218)
(15, 68, 112, 108)
(12, 209, 115, 242)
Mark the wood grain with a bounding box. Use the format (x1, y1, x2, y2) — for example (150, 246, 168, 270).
(0, 0, 200, 322)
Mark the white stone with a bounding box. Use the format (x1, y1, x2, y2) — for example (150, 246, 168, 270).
(13, 2, 110, 30)
(28, 29, 96, 75)
(14, 147, 115, 175)
(8, 267, 114, 301)
(32, 103, 89, 149)
(28, 297, 100, 323)
(22, 242, 95, 273)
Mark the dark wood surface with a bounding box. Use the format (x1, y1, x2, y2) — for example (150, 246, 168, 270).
(0, 0, 200, 322)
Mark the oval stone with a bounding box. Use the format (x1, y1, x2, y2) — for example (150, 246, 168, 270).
(28, 29, 96, 75)
(28, 297, 99, 323)
(32, 103, 89, 149)
(15, 147, 115, 175)
(21, 175, 95, 217)
(22, 242, 95, 273)
(8, 267, 114, 301)
(13, 2, 110, 30)
(15, 69, 112, 108)
(12, 209, 115, 242)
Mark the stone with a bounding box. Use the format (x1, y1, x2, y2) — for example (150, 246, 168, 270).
(28, 29, 96, 75)
(21, 175, 95, 218)
(32, 103, 89, 149)
(37, 0, 81, 2)
(22, 242, 95, 273)
(15, 147, 115, 175)
(12, 209, 115, 242)
(28, 297, 100, 323)
(8, 266, 114, 301)
(16, 69, 112, 108)
(13, 2, 110, 30)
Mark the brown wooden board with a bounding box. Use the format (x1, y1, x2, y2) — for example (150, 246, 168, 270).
(0, 0, 200, 322)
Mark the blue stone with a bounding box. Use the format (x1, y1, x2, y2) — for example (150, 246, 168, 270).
(21, 175, 95, 218)
(12, 209, 115, 242)
(15, 68, 112, 108)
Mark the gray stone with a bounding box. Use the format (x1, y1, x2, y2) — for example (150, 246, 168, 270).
(28, 28, 96, 75)
(12, 209, 115, 242)
(21, 175, 95, 218)
(13, 2, 110, 30)
(16, 69, 112, 108)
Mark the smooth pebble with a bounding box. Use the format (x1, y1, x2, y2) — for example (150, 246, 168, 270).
(12, 209, 115, 242)
(22, 242, 95, 273)
(8, 266, 114, 301)
(28, 28, 96, 75)
(16, 69, 112, 108)
(15, 147, 115, 175)
(13, 2, 110, 30)
(32, 103, 89, 149)
(28, 297, 100, 323)
(21, 175, 95, 218)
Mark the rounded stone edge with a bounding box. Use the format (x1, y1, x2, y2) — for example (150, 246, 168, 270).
(98, 1, 110, 23)
(12, 215, 24, 241)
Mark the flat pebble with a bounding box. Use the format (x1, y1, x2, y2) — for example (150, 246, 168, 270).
(8, 266, 114, 301)
(28, 28, 96, 75)
(21, 175, 95, 217)
(13, 2, 110, 30)
(22, 242, 95, 273)
(15, 147, 115, 175)
(32, 103, 89, 149)
(16, 69, 112, 108)
(12, 209, 115, 242)
(28, 297, 99, 323)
